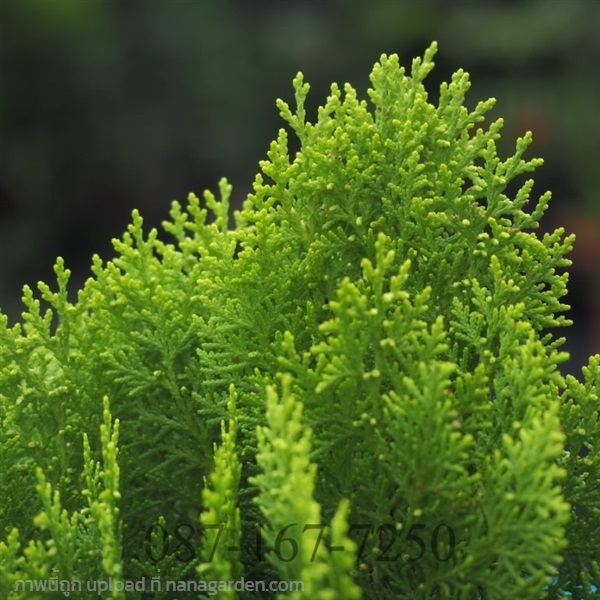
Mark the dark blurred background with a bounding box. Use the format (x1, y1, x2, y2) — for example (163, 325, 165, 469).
(1, 0, 599, 374)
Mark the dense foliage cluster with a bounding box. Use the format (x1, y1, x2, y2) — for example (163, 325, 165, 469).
(1, 43, 599, 599)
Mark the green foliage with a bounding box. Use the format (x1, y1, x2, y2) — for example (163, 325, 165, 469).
(0, 398, 123, 599)
(1, 43, 598, 598)
(250, 376, 361, 599)
(198, 386, 243, 595)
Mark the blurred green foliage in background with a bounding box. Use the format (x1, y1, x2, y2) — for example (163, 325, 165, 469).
(1, 0, 599, 371)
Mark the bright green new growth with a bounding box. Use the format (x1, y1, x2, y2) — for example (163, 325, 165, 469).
(250, 376, 360, 599)
(198, 386, 243, 596)
(1, 42, 599, 599)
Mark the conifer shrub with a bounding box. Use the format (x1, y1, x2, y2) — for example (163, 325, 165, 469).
(1, 42, 599, 599)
